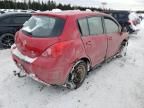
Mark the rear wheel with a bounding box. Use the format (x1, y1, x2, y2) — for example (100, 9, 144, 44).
(66, 61, 87, 89)
(0, 33, 14, 48)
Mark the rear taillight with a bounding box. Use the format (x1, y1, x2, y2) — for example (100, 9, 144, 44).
(42, 42, 67, 58)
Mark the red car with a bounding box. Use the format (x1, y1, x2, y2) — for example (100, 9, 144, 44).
(11, 11, 128, 89)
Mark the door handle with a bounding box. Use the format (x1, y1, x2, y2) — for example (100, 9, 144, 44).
(86, 41, 92, 45)
(108, 37, 112, 40)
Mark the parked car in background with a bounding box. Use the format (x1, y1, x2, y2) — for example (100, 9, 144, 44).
(0, 12, 31, 48)
(11, 11, 128, 89)
(110, 11, 140, 33)
(129, 12, 141, 25)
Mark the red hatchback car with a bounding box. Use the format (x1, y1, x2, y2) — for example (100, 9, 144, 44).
(11, 11, 128, 89)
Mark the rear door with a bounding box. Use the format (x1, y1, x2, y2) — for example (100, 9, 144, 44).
(103, 16, 122, 58)
(78, 16, 107, 66)
(87, 16, 107, 65)
(78, 18, 95, 63)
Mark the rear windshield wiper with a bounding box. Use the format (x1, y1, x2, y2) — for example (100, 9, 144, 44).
(22, 30, 32, 36)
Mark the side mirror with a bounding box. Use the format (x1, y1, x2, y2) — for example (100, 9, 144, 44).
(121, 26, 127, 32)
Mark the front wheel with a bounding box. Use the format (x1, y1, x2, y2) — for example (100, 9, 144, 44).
(117, 41, 128, 58)
(126, 25, 135, 34)
(66, 61, 87, 89)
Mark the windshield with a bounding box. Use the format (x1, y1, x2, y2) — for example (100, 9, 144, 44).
(22, 15, 65, 37)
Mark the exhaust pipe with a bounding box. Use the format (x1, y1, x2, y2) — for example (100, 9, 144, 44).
(13, 64, 26, 78)
(13, 70, 26, 78)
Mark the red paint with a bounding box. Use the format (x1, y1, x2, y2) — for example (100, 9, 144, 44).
(11, 11, 128, 85)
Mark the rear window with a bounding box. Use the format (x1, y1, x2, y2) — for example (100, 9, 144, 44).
(22, 15, 65, 37)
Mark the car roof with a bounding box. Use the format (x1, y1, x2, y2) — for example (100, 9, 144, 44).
(34, 10, 108, 19)
(110, 11, 130, 14)
(0, 12, 31, 18)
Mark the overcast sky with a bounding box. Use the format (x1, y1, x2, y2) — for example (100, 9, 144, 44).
(39, 0, 144, 10)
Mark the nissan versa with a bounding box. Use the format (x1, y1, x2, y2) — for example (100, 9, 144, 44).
(11, 11, 128, 89)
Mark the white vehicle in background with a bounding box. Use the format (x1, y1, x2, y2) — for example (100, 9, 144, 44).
(129, 12, 141, 25)
(129, 12, 141, 32)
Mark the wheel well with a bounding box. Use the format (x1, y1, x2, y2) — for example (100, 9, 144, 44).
(80, 57, 91, 71)
(0, 33, 15, 39)
(122, 39, 128, 46)
(123, 39, 128, 42)
(2, 33, 14, 36)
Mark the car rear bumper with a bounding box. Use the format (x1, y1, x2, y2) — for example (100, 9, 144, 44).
(11, 45, 72, 85)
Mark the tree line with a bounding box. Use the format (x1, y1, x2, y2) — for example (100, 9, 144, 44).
(0, 0, 143, 13)
(0, 0, 105, 12)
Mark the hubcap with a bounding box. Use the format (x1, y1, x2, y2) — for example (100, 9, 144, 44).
(67, 64, 86, 89)
(1, 35, 14, 48)
(73, 65, 85, 84)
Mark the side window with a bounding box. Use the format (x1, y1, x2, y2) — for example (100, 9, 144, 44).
(78, 18, 89, 36)
(104, 17, 119, 34)
(87, 17, 103, 35)
(0, 17, 11, 24)
(12, 16, 30, 24)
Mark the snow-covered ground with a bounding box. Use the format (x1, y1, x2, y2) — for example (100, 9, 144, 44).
(0, 21, 144, 108)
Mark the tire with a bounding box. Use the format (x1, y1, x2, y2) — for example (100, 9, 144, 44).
(0, 33, 15, 48)
(66, 61, 87, 89)
(117, 41, 128, 58)
(126, 25, 135, 34)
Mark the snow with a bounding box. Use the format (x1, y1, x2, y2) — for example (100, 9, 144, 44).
(52, 9, 62, 12)
(0, 21, 144, 108)
(129, 12, 139, 21)
(86, 9, 92, 12)
(128, 13, 139, 31)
